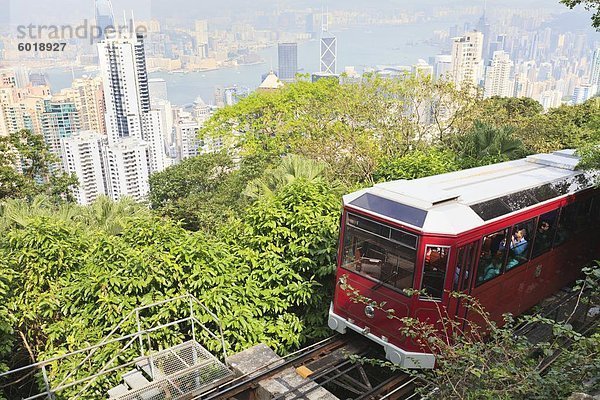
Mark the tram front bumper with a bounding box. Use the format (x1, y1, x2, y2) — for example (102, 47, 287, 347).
(328, 303, 435, 369)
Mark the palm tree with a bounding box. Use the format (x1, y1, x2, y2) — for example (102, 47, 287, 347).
(0, 195, 80, 230)
(76, 196, 148, 235)
(0, 195, 148, 235)
(461, 121, 525, 161)
(243, 154, 328, 199)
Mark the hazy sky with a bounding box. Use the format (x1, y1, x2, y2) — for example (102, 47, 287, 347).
(4, 0, 574, 26)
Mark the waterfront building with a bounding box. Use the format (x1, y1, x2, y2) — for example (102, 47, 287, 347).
(278, 43, 298, 82)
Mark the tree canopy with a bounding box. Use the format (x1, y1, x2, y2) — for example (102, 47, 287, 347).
(0, 130, 78, 202)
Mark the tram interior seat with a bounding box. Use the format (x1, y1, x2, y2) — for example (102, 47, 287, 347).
(359, 258, 383, 279)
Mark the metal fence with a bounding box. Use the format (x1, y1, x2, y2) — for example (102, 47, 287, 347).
(0, 294, 231, 400)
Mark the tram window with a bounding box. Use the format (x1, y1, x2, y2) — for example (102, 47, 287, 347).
(476, 229, 509, 286)
(592, 195, 600, 222)
(532, 211, 559, 258)
(506, 218, 535, 271)
(575, 197, 593, 231)
(554, 203, 579, 247)
(453, 243, 477, 292)
(420, 246, 449, 300)
(342, 213, 417, 294)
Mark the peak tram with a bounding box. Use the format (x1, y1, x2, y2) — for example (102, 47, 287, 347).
(328, 150, 600, 368)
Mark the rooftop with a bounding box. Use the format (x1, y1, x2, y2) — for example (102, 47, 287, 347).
(343, 150, 596, 235)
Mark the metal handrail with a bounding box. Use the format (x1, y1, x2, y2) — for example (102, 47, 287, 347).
(0, 293, 228, 399)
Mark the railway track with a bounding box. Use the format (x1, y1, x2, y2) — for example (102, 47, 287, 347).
(195, 333, 419, 400)
(195, 281, 597, 400)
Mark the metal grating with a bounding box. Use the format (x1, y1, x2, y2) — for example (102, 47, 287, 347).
(115, 341, 233, 400)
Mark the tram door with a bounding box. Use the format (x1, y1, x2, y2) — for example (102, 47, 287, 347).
(449, 241, 479, 328)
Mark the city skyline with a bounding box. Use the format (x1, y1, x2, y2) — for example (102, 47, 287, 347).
(0, 0, 598, 204)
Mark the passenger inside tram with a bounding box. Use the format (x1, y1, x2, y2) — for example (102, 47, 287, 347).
(532, 211, 558, 257)
(477, 230, 508, 284)
(535, 220, 552, 248)
(506, 228, 529, 269)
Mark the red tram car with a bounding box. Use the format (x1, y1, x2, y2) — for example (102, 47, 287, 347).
(328, 150, 600, 368)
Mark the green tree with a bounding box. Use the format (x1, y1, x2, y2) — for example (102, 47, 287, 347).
(372, 148, 460, 182)
(148, 152, 242, 231)
(202, 74, 476, 186)
(243, 154, 330, 199)
(453, 121, 527, 167)
(0, 130, 78, 202)
(0, 178, 342, 398)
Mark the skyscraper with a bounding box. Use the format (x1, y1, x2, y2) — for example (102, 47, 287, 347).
(95, 0, 116, 41)
(41, 99, 81, 159)
(60, 77, 106, 135)
(98, 29, 167, 201)
(319, 13, 337, 75)
(98, 33, 151, 145)
(195, 20, 209, 58)
(476, 6, 491, 61)
(278, 43, 298, 82)
(590, 48, 600, 95)
(450, 31, 484, 90)
(484, 51, 513, 98)
(60, 131, 107, 205)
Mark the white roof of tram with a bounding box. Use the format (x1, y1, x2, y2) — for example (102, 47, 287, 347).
(343, 150, 597, 235)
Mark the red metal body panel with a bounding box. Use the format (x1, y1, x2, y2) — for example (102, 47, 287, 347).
(333, 189, 600, 356)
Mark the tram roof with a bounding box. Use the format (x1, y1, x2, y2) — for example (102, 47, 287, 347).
(343, 150, 597, 235)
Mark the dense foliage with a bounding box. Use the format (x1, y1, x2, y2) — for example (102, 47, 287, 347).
(0, 177, 340, 398)
(0, 130, 77, 201)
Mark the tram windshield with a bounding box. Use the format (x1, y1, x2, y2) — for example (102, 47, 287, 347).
(342, 213, 418, 293)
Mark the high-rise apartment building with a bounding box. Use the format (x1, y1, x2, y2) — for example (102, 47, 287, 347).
(60, 77, 106, 135)
(102, 137, 150, 201)
(60, 131, 106, 205)
(278, 43, 298, 82)
(450, 31, 484, 90)
(174, 110, 200, 161)
(484, 51, 513, 98)
(98, 29, 167, 201)
(572, 84, 597, 104)
(41, 99, 81, 159)
(0, 84, 50, 137)
(590, 48, 600, 95)
(98, 33, 151, 145)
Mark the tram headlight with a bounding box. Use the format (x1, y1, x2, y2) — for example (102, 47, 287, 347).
(364, 305, 375, 319)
